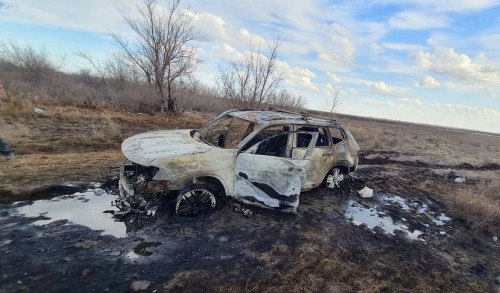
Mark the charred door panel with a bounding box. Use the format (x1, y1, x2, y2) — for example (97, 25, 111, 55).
(233, 153, 308, 213)
(292, 148, 335, 190)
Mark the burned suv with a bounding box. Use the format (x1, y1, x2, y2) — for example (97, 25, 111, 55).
(118, 109, 359, 215)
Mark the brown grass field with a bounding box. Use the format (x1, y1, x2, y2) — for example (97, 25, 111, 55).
(1, 93, 499, 235)
(1, 94, 500, 292)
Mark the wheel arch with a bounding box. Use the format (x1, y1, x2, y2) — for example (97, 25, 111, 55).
(322, 164, 349, 188)
(193, 175, 228, 196)
(332, 165, 349, 174)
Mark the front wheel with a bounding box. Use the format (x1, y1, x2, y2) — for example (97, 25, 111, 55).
(175, 183, 219, 216)
(325, 167, 344, 189)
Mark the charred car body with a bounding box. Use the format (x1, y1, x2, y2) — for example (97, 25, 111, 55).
(118, 109, 359, 215)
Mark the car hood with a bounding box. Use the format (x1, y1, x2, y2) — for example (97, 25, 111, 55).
(121, 129, 214, 166)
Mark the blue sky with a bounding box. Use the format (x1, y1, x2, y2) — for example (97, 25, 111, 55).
(1, 0, 499, 133)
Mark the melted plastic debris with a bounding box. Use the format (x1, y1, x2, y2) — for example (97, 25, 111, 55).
(15, 188, 127, 238)
(358, 187, 374, 198)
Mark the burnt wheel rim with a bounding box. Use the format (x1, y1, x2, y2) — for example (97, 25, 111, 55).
(176, 189, 216, 216)
(326, 168, 344, 189)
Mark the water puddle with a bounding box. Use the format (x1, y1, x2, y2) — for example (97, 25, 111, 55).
(338, 193, 451, 241)
(343, 200, 424, 240)
(15, 187, 128, 238)
(127, 239, 162, 259)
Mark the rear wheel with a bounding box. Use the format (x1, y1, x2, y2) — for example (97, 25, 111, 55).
(175, 183, 219, 216)
(325, 167, 344, 189)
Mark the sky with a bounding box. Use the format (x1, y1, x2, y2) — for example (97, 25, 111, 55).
(0, 0, 499, 133)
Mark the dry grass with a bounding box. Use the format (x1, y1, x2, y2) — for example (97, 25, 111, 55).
(343, 116, 500, 166)
(0, 94, 212, 193)
(0, 151, 122, 191)
(2, 94, 500, 236)
(446, 181, 500, 234)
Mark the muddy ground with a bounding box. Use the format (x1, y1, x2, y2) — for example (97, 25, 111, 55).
(1, 158, 499, 292)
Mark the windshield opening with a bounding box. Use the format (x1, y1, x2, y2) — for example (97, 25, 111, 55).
(197, 115, 256, 149)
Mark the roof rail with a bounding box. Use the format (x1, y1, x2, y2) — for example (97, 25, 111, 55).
(268, 107, 336, 122)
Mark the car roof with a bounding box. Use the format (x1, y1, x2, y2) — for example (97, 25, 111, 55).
(228, 109, 342, 127)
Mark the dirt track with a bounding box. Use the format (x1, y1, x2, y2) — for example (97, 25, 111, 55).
(1, 161, 499, 292)
(0, 159, 500, 292)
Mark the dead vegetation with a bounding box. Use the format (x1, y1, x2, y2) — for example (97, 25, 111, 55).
(1, 94, 499, 291)
(0, 94, 211, 193)
(447, 181, 500, 234)
(343, 116, 500, 167)
(2, 93, 499, 236)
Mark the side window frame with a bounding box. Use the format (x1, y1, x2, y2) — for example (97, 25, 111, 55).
(293, 125, 331, 148)
(240, 125, 293, 158)
(329, 127, 346, 145)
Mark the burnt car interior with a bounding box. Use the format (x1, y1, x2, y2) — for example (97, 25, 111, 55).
(199, 116, 255, 149)
(330, 127, 345, 144)
(243, 126, 290, 157)
(297, 127, 330, 147)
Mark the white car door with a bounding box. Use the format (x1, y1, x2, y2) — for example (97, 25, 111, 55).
(233, 132, 318, 213)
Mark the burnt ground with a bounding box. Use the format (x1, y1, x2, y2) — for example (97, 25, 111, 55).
(1, 161, 499, 292)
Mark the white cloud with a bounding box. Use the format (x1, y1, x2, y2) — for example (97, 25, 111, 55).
(415, 75, 441, 88)
(398, 97, 423, 105)
(362, 98, 381, 104)
(443, 81, 455, 88)
(375, 0, 500, 13)
(389, 11, 449, 30)
(275, 60, 320, 92)
(370, 43, 384, 54)
(187, 11, 227, 42)
(431, 103, 500, 118)
(326, 72, 341, 83)
(409, 40, 500, 83)
(382, 42, 427, 51)
(362, 80, 392, 94)
(311, 22, 357, 66)
(1, 0, 125, 34)
(341, 87, 358, 95)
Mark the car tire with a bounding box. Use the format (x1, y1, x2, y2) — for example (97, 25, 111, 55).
(175, 183, 221, 216)
(325, 167, 344, 189)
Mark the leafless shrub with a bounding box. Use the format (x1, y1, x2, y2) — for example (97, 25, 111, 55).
(217, 38, 283, 109)
(174, 80, 226, 114)
(0, 42, 59, 83)
(76, 51, 149, 109)
(266, 89, 306, 110)
(324, 87, 342, 118)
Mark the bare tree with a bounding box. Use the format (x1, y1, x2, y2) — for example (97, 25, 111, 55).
(0, 42, 56, 83)
(112, 0, 198, 113)
(76, 51, 109, 87)
(217, 38, 283, 109)
(325, 87, 342, 118)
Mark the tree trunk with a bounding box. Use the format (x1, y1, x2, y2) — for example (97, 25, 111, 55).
(157, 84, 167, 113)
(167, 81, 175, 114)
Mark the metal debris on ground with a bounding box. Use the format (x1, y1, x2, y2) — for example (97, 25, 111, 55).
(454, 177, 466, 183)
(131, 280, 150, 291)
(358, 186, 374, 198)
(234, 203, 253, 216)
